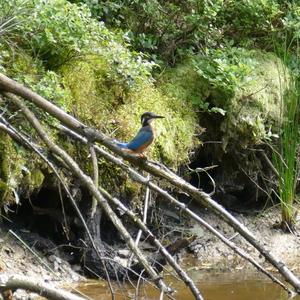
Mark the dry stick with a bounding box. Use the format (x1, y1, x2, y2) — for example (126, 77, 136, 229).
(128, 174, 151, 267)
(97, 181, 294, 297)
(0, 120, 182, 300)
(1, 74, 299, 293)
(88, 144, 114, 300)
(0, 120, 201, 300)
(0, 274, 86, 300)
(89, 144, 99, 218)
(97, 186, 204, 300)
(0, 119, 116, 299)
(59, 126, 294, 295)
(5, 93, 171, 295)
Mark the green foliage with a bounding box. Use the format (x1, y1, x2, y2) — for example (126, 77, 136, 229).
(70, 0, 225, 63)
(219, 51, 288, 150)
(194, 48, 257, 101)
(0, 133, 23, 204)
(72, 0, 295, 65)
(158, 59, 224, 114)
(1, 0, 153, 87)
(218, 0, 281, 47)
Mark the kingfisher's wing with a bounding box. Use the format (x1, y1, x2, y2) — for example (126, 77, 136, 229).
(127, 127, 153, 151)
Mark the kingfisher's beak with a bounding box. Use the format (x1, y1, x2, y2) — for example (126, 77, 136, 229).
(153, 115, 165, 119)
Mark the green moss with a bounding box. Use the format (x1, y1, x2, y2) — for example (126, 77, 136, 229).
(220, 51, 289, 150)
(0, 133, 23, 204)
(0, 132, 47, 205)
(2, 49, 42, 87)
(158, 59, 210, 108)
(60, 56, 122, 129)
(29, 169, 45, 191)
(60, 55, 197, 169)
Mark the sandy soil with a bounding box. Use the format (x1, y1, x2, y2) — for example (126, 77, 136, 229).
(0, 228, 83, 299)
(188, 205, 300, 273)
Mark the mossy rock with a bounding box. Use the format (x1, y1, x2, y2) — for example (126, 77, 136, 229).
(0, 132, 24, 205)
(220, 51, 289, 151)
(158, 59, 210, 107)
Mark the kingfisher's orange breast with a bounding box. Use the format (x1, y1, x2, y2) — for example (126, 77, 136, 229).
(134, 137, 154, 153)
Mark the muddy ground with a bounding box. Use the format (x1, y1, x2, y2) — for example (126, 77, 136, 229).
(0, 205, 299, 299)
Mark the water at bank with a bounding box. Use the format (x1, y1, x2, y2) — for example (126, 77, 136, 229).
(78, 270, 300, 300)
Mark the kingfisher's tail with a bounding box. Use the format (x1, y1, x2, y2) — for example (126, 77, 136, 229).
(114, 140, 128, 149)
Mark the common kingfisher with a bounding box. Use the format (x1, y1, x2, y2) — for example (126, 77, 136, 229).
(115, 112, 164, 155)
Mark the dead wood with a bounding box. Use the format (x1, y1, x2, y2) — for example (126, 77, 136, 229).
(58, 125, 294, 294)
(97, 185, 203, 300)
(0, 117, 202, 300)
(3, 92, 172, 295)
(89, 144, 99, 218)
(0, 73, 300, 294)
(0, 118, 120, 289)
(0, 274, 86, 300)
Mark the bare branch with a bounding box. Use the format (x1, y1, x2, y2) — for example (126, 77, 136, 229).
(1, 73, 300, 293)
(0, 274, 86, 300)
(59, 125, 294, 295)
(89, 144, 99, 218)
(3, 92, 171, 295)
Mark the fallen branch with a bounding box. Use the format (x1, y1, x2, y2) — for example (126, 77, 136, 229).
(0, 119, 203, 299)
(4, 92, 171, 295)
(1, 73, 300, 293)
(0, 274, 85, 300)
(98, 185, 204, 300)
(0, 117, 116, 296)
(89, 144, 99, 218)
(128, 174, 151, 267)
(59, 125, 294, 295)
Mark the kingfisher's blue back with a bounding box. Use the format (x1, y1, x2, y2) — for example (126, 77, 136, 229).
(116, 125, 154, 153)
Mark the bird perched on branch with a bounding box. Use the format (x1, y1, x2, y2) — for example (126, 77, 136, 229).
(115, 112, 164, 156)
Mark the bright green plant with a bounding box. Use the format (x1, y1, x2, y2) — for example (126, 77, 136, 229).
(273, 45, 299, 232)
(193, 47, 256, 100)
(70, 0, 293, 66)
(1, 0, 154, 87)
(273, 85, 299, 232)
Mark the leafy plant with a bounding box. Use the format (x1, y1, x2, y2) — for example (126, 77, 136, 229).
(2, 0, 154, 87)
(193, 47, 256, 100)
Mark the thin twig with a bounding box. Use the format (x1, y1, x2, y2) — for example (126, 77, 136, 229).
(89, 144, 99, 218)
(58, 124, 294, 294)
(128, 174, 151, 267)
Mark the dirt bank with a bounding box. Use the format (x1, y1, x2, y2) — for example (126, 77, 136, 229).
(188, 205, 300, 273)
(1, 204, 299, 299)
(0, 227, 83, 299)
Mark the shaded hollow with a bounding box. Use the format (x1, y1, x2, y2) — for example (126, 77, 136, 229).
(188, 143, 276, 213)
